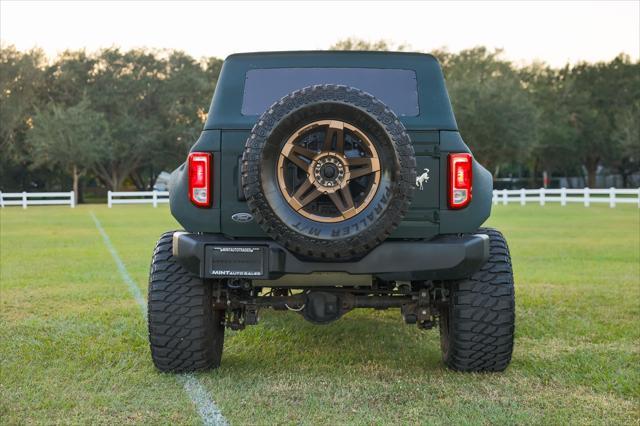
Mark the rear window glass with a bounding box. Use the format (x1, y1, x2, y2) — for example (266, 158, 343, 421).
(241, 68, 419, 116)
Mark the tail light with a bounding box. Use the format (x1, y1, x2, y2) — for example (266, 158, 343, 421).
(448, 153, 472, 209)
(188, 152, 212, 207)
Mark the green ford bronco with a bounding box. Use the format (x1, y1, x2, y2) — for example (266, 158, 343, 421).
(148, 51, 515, 373)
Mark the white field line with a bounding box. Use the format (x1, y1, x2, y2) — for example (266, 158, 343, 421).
(90, 212, 228, 426)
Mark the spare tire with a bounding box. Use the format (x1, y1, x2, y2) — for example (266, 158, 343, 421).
(241, 84, 415, 260)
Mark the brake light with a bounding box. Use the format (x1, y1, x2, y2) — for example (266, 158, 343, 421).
(448, 153, 472, 209)
(188, 152, 212, 207)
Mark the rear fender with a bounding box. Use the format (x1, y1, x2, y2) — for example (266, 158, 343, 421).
(438, 131, 493, 233)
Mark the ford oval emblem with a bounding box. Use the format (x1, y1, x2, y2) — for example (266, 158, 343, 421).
(231, 212, 254, 223)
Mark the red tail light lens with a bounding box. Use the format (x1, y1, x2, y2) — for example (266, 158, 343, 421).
(188, 152, 212, 207)
(448, 153, 473, 209)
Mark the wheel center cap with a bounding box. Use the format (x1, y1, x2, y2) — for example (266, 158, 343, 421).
(314, 156, 345, 188)
(322, 164, 337, 178)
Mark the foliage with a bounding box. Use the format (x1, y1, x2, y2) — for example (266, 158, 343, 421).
(0, 46, 49, 190)
(438, 47, 537, 175)
(1, 41, 639, 195)
(611, 107, 640, 187)
(330, 37, 409, 51)
(26, 98, 108, 197)
(0, 46, 47, 158)
(1, 46, 220, 192)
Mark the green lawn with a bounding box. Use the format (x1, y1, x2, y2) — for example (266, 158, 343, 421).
(1, 204, 638, 425)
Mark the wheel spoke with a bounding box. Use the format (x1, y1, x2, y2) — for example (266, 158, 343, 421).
(292, 145, 318, 161)
(329, 188, 356, 218)
(281, 144, 317, 171)
(348, 157, 380, 180)
(335, 125, 345, 154)
(290, 179, 323, 210)
(323, 120, 345, 152)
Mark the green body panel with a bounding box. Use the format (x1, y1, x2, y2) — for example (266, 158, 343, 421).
(437, 131, 493, 233)
(169, 51, 493, 239)
(389, 130, 439, 239)
(219, 131, 263, 237)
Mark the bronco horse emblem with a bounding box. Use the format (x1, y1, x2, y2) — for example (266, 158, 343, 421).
(416, 168, 430, 190)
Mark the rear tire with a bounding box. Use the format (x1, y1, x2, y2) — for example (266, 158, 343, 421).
(148, 231, 225, 373)
(439, 228, 515, 372)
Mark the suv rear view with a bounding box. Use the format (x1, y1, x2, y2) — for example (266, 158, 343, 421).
(147, 51, 515, 374)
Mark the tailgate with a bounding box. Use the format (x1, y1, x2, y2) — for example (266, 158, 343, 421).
(218, 130, 440, 239)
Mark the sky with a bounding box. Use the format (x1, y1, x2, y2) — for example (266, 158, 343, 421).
(1, 1, 638, 67)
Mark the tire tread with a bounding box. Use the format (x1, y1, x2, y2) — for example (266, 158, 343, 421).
(440, 228, 515, 372)
(148, 231, 224, 373)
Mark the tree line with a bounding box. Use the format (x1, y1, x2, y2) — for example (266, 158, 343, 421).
(1, 46, 222, 200)
(1, 41, 638, 201)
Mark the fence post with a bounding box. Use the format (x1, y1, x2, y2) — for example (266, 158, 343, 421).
(540, 187, 545, 206)
(561, 187, 567, 206)
(108, 191, 112, 208)
(69, 191, 75, 208)
(520, 188, 525, 206)
(0, 191, 3, 208)
(492, 190, 498, 205)
(502, 189, 508, 205)
(22, 191, 27, 209)
(152, 190, 158, 208)
(609, 187, 615, 208)
(584, 187, 590, 207)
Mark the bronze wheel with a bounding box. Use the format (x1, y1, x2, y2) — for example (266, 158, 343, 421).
(277, 120, 381, 223)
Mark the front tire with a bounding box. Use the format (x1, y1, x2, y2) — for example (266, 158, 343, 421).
(439, 228, 515, 372)
(148, 231, 225, 373)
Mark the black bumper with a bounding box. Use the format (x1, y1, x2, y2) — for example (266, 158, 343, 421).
(172, 232, 489, 282)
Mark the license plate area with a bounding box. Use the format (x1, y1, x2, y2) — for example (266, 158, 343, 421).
(205, 246, 266, 278)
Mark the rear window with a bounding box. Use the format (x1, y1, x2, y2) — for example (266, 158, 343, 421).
(241, 68, 419, 116)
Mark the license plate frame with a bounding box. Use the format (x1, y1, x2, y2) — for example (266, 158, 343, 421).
(205, 246, 266, 278)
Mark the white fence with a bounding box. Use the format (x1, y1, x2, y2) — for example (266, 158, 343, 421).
(107, 190, 169, 207)
(492, 188, 640, 208)
(3, 188, 638, 209)
(0, 191, 75, 208)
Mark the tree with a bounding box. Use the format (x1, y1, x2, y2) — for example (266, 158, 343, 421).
(0, 46, 46, 154)
(2, 46, 223, 194)
(26, 99, 107, 199)
(4, 43, 639, 194)
(83, 48, 165, 190)
(610, 107, 640, 187)
(439, 48, 537, 177)
(135, 51, 213, 189)
(561, 55, 639, 187)
(330, 38, 408, 51)
(521, 64, 582, 186)
(44, 50, 96, 107)
(0, 45, 49, 190)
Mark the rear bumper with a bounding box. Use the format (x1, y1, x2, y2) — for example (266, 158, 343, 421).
(172, 232, 489, 282)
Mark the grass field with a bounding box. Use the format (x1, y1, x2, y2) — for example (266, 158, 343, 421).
(1, 204, 639, 425)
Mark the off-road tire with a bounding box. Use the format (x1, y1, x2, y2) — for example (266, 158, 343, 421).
(242, 84, 415, 261)
(148, 231, 225, 372)
(439, 228, 515, 372)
